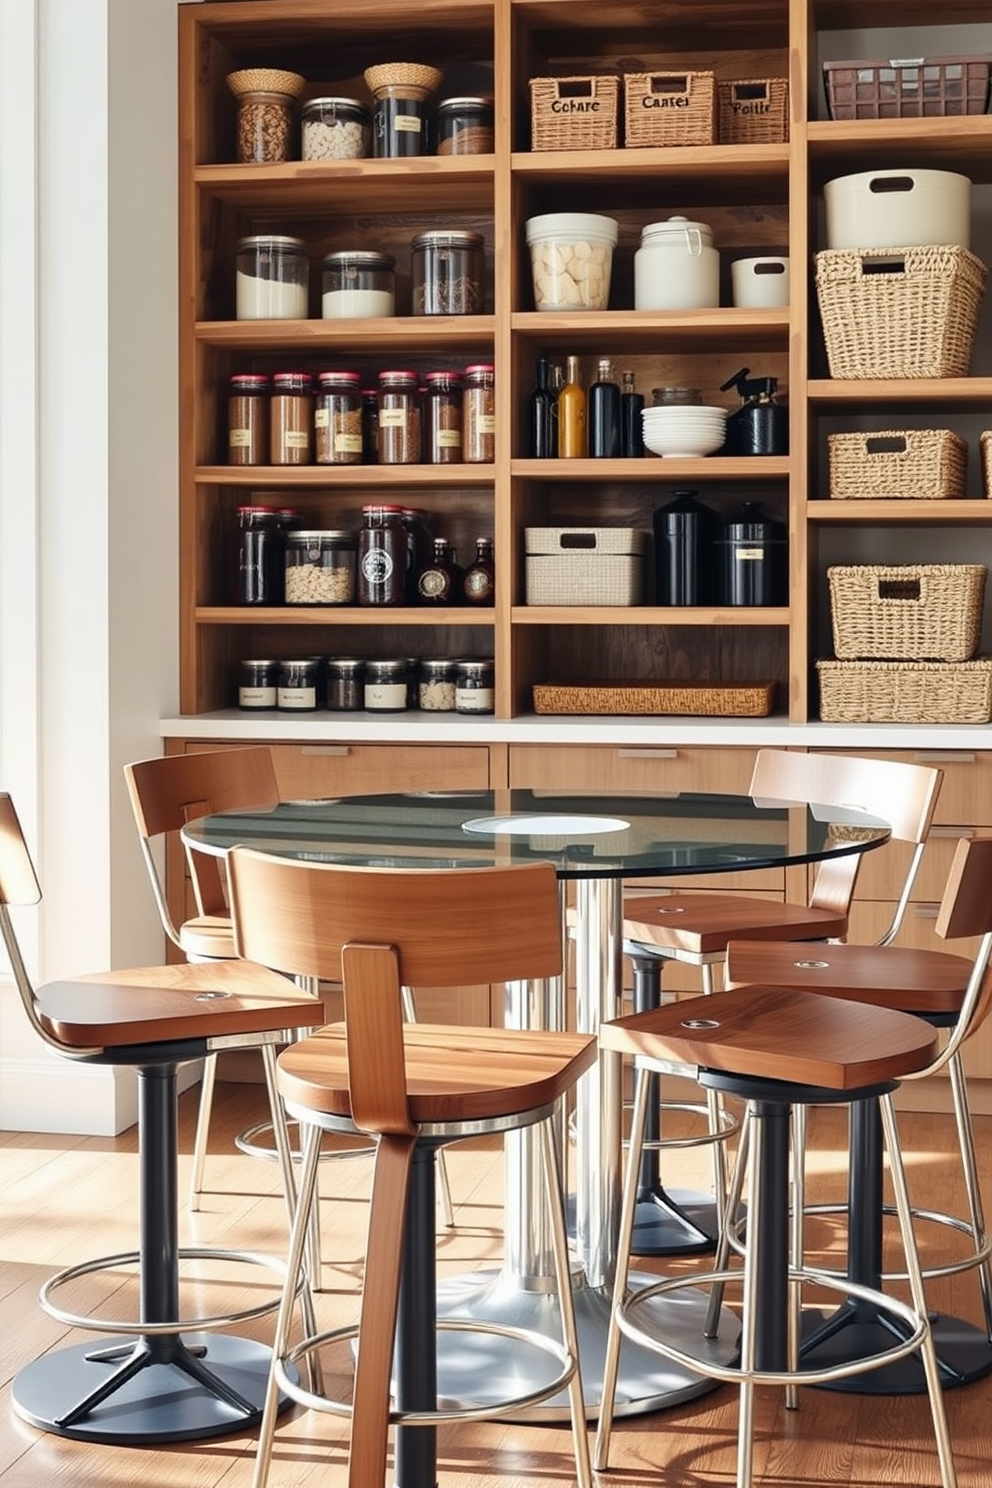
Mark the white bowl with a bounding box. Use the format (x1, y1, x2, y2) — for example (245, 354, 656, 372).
(642, 424, 726, 458)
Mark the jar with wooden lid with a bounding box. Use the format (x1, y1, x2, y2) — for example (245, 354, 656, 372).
(365, 63, 441, 159)
(228, 373, 270, 466)
(463, 363, 495, 463)
(411, 230, 485, 315)
(436, 96, 494, 156)
(270, 371, 313, 464)
(228, 68, 304, 164)
(314, 370, 362, 464)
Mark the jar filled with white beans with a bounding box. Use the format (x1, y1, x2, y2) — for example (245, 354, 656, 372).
(301, 96, 371, 160)
(284, 530, 356, 605)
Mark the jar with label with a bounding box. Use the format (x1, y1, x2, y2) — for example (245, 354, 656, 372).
(228, 374, 270, 465)
(314, 370, 363, 464)
(238, 658, 278, 710)
(357, 503, 407, 606)
(455, 658, 495, 713)
(301, 96, 370, 161)
(416, 537, 460, 605)
(364, 657, 409, 711)
(418, 658, 457, 711)
(435, 96, 495, 156)
(285, 529, 356, 605)
(270, 371, 313, 464)
(463, 363, 495, 463)
(325, 657, 365, 711)
(228, 69, 304, 163)
(277, 658, 320, 711)
(376, 370, 421, 464)
(424, 371, 463, 463)
(235, 235, 309, 320)
(462, 537, 495, 605)
(321, 251, 396, 319)
(235, 504, 298, 605)
(411, 230, 485, 315)
(365, 64, 441, 158)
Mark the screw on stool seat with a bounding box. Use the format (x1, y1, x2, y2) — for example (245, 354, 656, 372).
(594, 982, 958, 1488)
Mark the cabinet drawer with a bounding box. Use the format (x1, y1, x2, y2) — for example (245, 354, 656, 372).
(815, 749, 992, 826)
(186, 741, 492, 798)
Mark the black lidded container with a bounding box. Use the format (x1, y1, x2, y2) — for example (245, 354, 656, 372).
(716, 501, 787, 606)
(652, 489, 717, 605)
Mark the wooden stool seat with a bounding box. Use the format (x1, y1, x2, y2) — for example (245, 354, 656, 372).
(177, 916, 237, 960)
(726, 938, 972, 1014)
(624, 892, 848, 957)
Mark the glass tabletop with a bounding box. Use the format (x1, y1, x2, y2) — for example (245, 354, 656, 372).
(182, 787, 891, 880)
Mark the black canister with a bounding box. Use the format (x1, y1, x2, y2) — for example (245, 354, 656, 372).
(716, 501, 787, 606)
(720, 368, 789, 456)
(652, 490, 717, 606)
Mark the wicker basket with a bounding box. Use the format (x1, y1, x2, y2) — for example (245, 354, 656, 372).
(815, 245, 987, 381)
(981, 432, 992, 499)
(529, 76, 619, 151)
(623, 71, 716, 147)
(718, 78, 789, 143)
(226, 67, 306, 99)
(823, 56, 992, 120)
(533, 681, 777, 717)
(818, 658, 992, 724)
(827, 429, 968, 500)
(828, 563, 986, 662)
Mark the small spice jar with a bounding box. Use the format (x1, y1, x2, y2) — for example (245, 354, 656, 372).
(376, 370, 421, 464)
(235, 503, 298, 605)
(314, 370, 363, 464)
(228, 69, 305, 164)
(455, 657, 495, 713)
(270, 371, 313, 464)
(463, 363, 495, 463)
(321, 250, 396, 319)
(411, 230, 485, 315)
(424, 371, 463, 463)
(238, 658, 278, 710)
(277, 657, 321, 711)
(235, 235, 309, 320)
(435, 96, 495, 156)
(357, 503, 408, 606)
(301, 96, 370, 161)
(418, 658, 457, 712)
(326, 657, 366, 711)
(364, 63, 441, 159)
(228, 373, 270, 465)
(284, 530, 356, 605)
(364, 657, 410, 711)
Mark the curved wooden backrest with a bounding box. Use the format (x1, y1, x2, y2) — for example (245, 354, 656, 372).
(227, 849, 563, 990)
(749, 748, 942, 846)
(0, 794, 41, 909)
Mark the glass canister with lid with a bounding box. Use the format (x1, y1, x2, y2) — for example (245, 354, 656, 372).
(235, 503, 299, 605)
(411, 230, 485, 315)
(463, 363, 495, 463)
(357, 503, 408, 606)
(376, 370, 421, 463)
(284, 529, 356, 605)
(228, 373, 270, 465)
(326, 657, 366, 711)
(321, 251, 396, 319)
(435, 96, 495, 155)
(424, 370, 463, 463)
(454, 658, 495, 713)
(314, 370, 363, 464)
(277, 657, 321, 711)
(228, 68, 305, 164)
(238, 658, 278, 710)
(270, 371, 314, 464)
(364, 657, 410, 711)
(235, 235, 309, 320)
(301, 96, 370, 160)
(418, 658, 457, 711)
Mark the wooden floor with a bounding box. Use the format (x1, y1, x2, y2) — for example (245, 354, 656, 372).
(2, 1081, 991, 1487)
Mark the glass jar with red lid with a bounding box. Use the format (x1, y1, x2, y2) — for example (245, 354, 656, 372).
(234, 504, 300, 605)
(357, 503, 408, 606)
(376, 369, 421, 463)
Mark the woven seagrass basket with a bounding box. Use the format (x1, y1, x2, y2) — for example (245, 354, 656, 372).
(623, 71, 716, 147)
(532, 681, 776, 716)
(827, 429, 968, 500)
(818, 658, 992, 724)
(827, 563, 986, 661)
(717, 78, 789, 143)
(982, 431, 992, 498)
(529, 76, 619, 150)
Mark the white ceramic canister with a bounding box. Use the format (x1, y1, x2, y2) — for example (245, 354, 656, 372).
(634, 216, 720, 311)
(731, 256, 789, 308)
(824, 168, 972, 251)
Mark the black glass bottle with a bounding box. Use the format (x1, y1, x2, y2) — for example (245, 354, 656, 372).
(620, 369, 645, 458)
(588, 358, 620, 458)
(529, 355, 555, 458)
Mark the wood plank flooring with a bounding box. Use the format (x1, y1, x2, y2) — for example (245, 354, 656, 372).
(2, 1082, 991, 1486)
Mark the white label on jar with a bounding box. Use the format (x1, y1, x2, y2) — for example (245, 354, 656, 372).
(277, 686, 317, 709)
(477, 414, 497, 434)
(379, 408, 407, 428)
(735, 548, 766, 561)
(394, 114, 422, 133)
(365, 682, 407, 709)
(285, 430, 309, 449)
(314, 409, 330, 427)
(239, 686, 277, 708)
(437, 429, 461, 448)
(229, 429, 252, 447)
(456, 687, 494, 712)
(361, 549, 395, 584)
(335, 432, 363, 453)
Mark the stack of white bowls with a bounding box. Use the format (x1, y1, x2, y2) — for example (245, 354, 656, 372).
(642, 405, 728, 459)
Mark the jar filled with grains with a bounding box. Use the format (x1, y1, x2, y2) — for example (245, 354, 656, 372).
(376, 370, 421, 463)
(357, 503, 407, 606)
(284, 530, 356, 604)
(455, 657, 495, 713)
(301, 96, 370, 161)
(321, 251, 396, 319)
(270, 371, 314, 464)
(238, 658, 278, 710)
(228, 374, 270, 465)
(325, 657, 366, 711)
(418, 658, 457, 711)
(424, 371, 463, 463)
(463, 363, 495, 463)
(364, 658, 410, 711)
(436, 97, 495, 156)
(411, 230, 485, 315)
(314, 370, 363, 464)
(277, 658, 321, 711)
(228, 69, 305, 163)
(235, 236, 309, 320)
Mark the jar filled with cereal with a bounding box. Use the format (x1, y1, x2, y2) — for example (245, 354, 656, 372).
(284, 530, 356, 605)
(228, 68, 305, 164)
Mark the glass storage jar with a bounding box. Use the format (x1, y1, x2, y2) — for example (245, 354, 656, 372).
(364, 658, 410, 711)
(463, 363, 495, 462)
(301, 96, 370, 161)
(321, 250, 396, 319)
(365, 63, 441, 158)
(455, 658, 495, 713)
(411, 230, 485, 315)
(228, 69, 304, 163)
(435, 96, 494, 155)
(235, 503, 299, 605)
(357, 503, 407, 606)
(424, 371, 463, 463)
(270, 371, 313, 464)
(235, 235, 309, 320)
(284, 530, 356, 605)
(277, 658, 321, 711)
(325, 657, 366, 711)
(228, 373, 270, 465)
(418, 658, 457, 711)
(376, 370, 421, 464)
(361, 388, 379, 463)
(238, 658, 278, 710)
(314, 370, 363, 464)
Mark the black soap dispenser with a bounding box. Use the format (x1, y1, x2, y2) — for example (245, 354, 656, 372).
(720, 367, 789, 456)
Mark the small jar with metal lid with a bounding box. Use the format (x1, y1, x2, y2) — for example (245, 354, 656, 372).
(314, 370, 363, 464)
(284, 529, 356, 605)
(238, 658, 278, 711)
(455, 658, 495, 713)
(325, 657, 366, 711)
(235, 504, 298, 605)
(376, 370, 421, 464)
(364, 658, 410, 711)
(235, 235, 309, 320)
(277, 658, 321, 711)
(463, 363, 495, 463)
(228, 373, 270, 465)
(424, 371, 463, 464)
(357, 503, 407, 605)
(321, 251, 396, 319)
(418, 658, 457, 711)
(436, 96, 494, 156)
(411, 230, 485, 315)
(270, 371, 314, 464)
(301, 96, 371, 161)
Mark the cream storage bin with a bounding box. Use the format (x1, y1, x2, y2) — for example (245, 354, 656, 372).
(524, 527, 649, 605)
(824, 168, 972, 250)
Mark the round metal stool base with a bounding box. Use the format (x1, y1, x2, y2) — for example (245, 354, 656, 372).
(11, 1333, 296, 1444)
(800, 1304, 992, 1394)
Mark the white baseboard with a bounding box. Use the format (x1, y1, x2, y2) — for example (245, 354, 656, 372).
(0, 1055, 202, 1136)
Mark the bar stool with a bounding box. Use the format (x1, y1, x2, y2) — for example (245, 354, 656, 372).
(0, 792, 321, 1443)
(595, 982, 957, 1488)
(226, 847, 595, 1488)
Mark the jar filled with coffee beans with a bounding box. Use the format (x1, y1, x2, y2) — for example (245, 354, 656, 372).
(436, 97, 494, 155)
(325, 657, 365, 711)
(411, 230, 485, 315)
(314, 370, 363, 464)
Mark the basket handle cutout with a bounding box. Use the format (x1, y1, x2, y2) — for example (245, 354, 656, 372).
(861, 256, 906, 276)
(559, 532, 597, 550)
(649, 75, 690, 95)
(867, 175, 915, 194)
(554, 79, 597, 100)
(732, 82, 770, 101)
(865, 435, 909, 454)
(753, 260, 785, 275)
(877, 577, 922, 602)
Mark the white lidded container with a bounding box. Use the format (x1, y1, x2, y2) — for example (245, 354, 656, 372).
(634, 215, 720, 310)
(731, 256, 789, 308)
(824, 169, 972, 251)
(525, 212, 618, 311)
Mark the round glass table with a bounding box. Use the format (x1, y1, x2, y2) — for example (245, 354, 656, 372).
(184, 785, 890, 1418)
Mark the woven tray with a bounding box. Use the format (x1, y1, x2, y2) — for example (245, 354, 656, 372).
(818, 659, 992, 724)
(532, 681, 777, 717)
(814, 245, 987, 380)
(827, 429, 968, 500)
(529, 76, 619, 151)
(718, 78, 789, 143)
(828, 563, 986, 662)
(623, 71, 716, 147)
